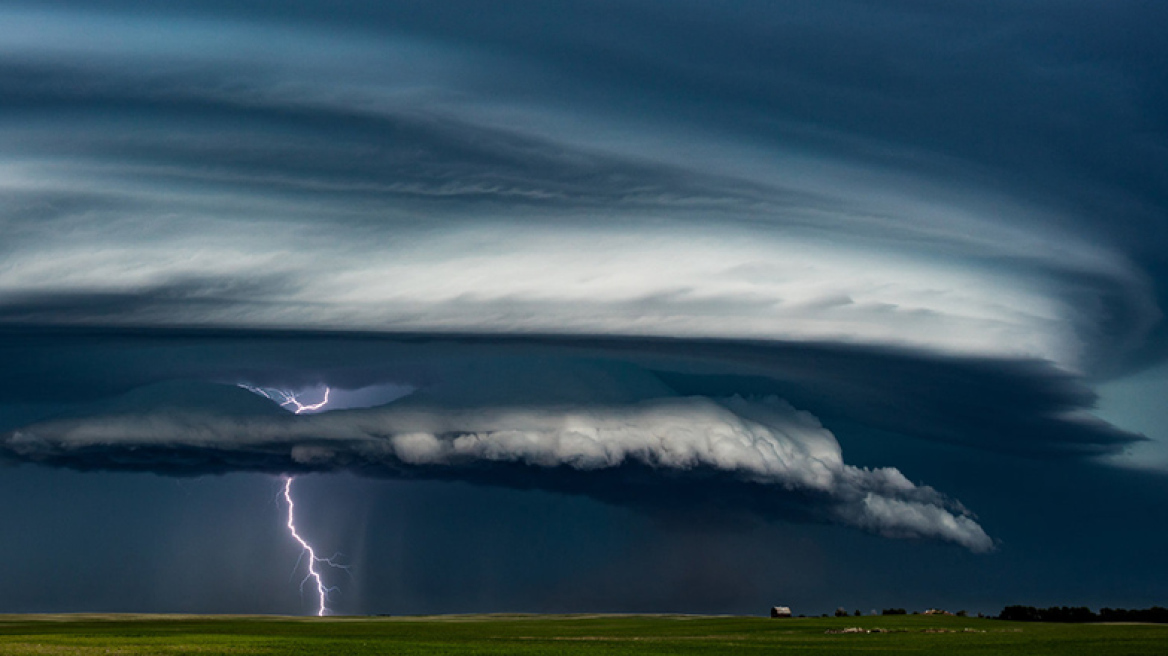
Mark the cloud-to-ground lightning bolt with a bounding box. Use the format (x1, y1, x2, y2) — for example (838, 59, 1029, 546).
(239, 383, 352, 614)
(282, 476, 348, 616)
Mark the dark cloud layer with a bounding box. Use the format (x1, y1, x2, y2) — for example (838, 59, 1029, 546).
(22, 0, 1163, 220)
(0, 327, 1142, 458)
(0, 60, 779, 212)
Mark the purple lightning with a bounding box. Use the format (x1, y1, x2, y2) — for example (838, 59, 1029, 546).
(281, 476, 347, 616)
(239, 384, 347, 614)
(240, 385, 331, 414)
(238, 382, 351, 614)
(284, 387, 330, 414)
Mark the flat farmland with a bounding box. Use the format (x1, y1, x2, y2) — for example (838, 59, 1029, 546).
(0, 613, 1165, 655)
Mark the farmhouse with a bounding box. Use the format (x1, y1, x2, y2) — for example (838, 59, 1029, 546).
(770, 606, 792, 618)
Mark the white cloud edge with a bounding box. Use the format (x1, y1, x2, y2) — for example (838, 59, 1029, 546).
(4, 394, 994, 552)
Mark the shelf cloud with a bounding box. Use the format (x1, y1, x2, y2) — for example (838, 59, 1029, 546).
(2, 378, 993, 552)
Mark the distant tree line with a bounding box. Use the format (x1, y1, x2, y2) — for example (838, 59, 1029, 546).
(998, 606, 1168, 623)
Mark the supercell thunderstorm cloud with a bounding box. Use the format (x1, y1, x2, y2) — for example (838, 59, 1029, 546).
(0, 0, 1167, 615)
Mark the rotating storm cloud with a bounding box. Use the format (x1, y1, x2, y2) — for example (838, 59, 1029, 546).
(0, 0, 1166, 616)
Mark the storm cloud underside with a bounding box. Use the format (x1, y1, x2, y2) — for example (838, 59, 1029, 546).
(0, 331, 1143, 552)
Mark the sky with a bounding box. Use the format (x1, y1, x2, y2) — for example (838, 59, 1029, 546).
(1, 0, 1167, 616)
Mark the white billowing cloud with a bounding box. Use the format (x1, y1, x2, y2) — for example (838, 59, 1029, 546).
(842, 494, 989, 544)
(0, 214, 1092, 367)
(3, 394, 994, 552)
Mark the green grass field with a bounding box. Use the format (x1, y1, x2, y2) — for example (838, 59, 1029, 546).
(1, 613, 1165, 655)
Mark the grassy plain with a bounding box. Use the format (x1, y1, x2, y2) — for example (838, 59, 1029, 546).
(0, 613, 1165, 655)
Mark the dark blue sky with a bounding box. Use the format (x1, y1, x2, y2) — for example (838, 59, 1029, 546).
(1, 1, 1167, 615)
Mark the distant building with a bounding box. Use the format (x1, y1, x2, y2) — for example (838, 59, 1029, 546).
(770, 606, 792, 618)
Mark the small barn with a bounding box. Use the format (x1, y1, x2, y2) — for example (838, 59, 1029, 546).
(770, 606, 792, 618)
